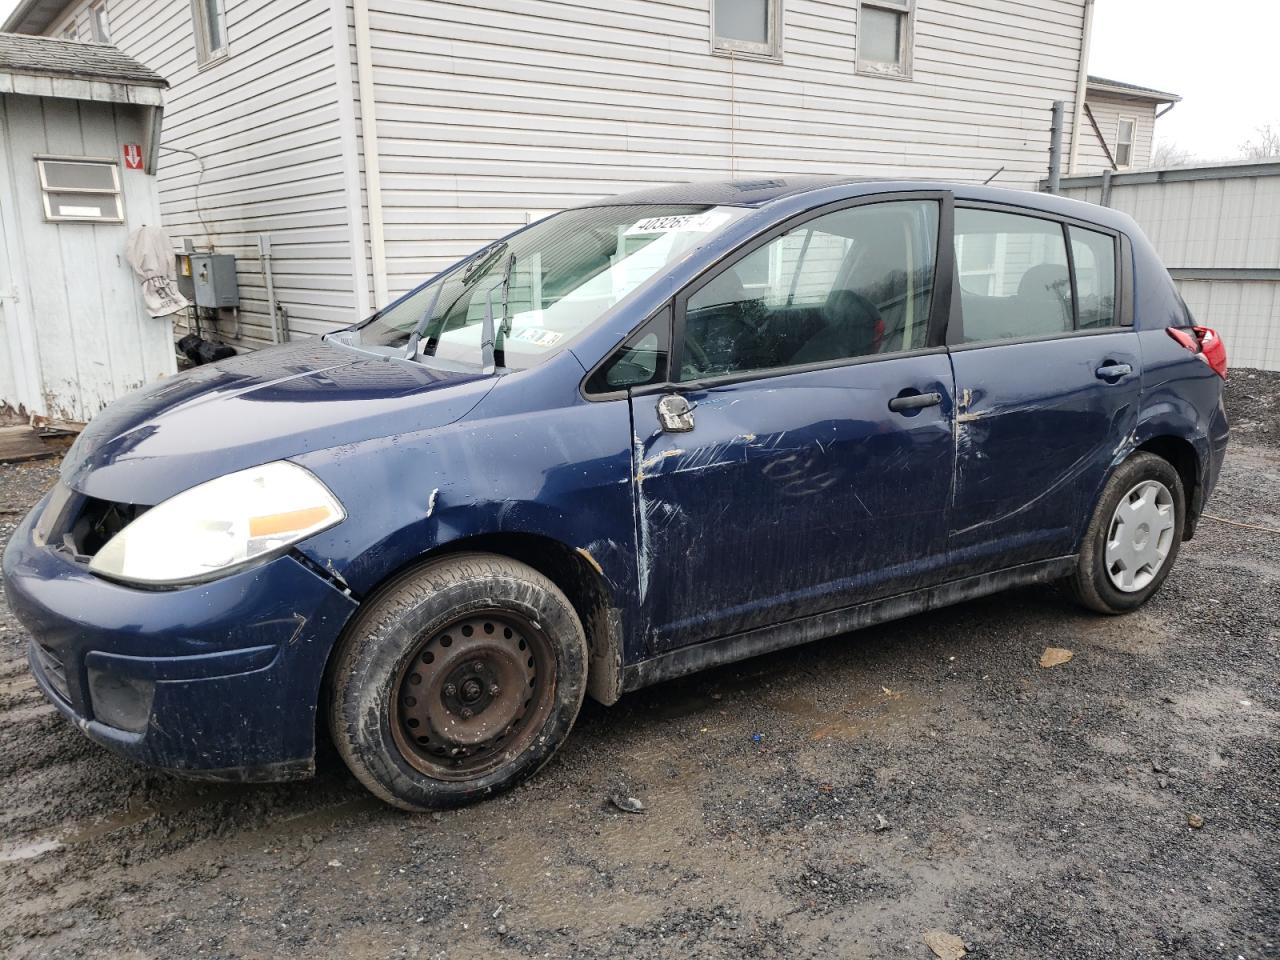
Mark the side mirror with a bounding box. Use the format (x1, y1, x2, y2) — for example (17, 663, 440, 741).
(656, 394, 695, 433)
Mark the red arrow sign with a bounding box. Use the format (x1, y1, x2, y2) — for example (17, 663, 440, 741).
(123, 144, 142, 169)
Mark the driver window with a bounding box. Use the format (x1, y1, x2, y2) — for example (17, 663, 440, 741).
(678, 199, 939, 381)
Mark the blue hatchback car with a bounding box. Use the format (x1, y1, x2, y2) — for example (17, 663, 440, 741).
(4, 178, 1229, 809)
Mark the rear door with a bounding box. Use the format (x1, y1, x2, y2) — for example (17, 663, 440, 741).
(947, 205, 1138, 575)
(601, 194, 958, 654)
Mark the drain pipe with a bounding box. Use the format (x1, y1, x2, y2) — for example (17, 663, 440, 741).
(258, 233, 288, 343)
(352, 0, 389, 308)
(1068, 0, 1096, 175)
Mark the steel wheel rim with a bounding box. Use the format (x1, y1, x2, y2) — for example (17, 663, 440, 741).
(390, 610, 555, 781)
(1104, 479, 1176, 593)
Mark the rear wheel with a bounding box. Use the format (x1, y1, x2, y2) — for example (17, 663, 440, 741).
(328, 553, 587, 810)
(1068, 452, 1185, 614)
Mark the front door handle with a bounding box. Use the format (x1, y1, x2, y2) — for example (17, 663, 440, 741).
(888, 391, 942, 413)
(1096, 362, 1133, 381)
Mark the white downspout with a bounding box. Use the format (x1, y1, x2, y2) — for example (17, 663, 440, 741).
(1068, 0, 1096, 175)
(352, 0, 389, 308)
(329, 0, 372, 319)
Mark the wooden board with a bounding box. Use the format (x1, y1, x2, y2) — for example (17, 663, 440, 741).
(0, 426, 66, 464)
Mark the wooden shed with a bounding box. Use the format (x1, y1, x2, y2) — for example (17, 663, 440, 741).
(0, 33, 175, 426)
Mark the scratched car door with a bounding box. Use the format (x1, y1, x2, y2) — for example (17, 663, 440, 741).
(946, 206, 1140, 576)
(629, 196, 957, 655)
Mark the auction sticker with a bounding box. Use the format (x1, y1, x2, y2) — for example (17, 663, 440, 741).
(625, 211, 731, 236)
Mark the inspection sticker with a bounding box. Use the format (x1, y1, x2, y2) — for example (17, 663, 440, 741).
(624, 211, 731, 236)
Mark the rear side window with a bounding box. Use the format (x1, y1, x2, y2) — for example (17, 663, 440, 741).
(678, 199, 939, 381)
(1069, 226, 1117, 329)
(953, 209, 1071, 342)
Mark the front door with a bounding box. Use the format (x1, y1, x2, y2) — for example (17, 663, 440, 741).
(946, 206, 1140, 574)
(627, 196, 957, 653)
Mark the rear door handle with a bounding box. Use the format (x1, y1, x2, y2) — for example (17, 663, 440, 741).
(888, 391, 942, 413)
(1095, 362, 1133, 381)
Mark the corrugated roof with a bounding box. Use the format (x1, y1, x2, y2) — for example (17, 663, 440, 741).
(1087, 75, 1181, 104)
(0, 32, 166, 88)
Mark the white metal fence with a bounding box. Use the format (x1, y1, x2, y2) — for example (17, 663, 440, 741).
(1054, 160, 1280, 372)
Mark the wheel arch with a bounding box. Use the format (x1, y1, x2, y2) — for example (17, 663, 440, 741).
(1131, 434, 1202, 539)
(321, 532, 625, 715)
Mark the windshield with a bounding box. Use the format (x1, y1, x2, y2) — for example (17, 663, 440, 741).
(350, 204, 748, 370)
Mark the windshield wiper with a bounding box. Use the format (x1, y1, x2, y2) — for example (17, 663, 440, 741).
(480, 250, 517, 374)
(462, 240, 507, 284)
(402, 282, 443, 360)
(404, 241, 509, 362)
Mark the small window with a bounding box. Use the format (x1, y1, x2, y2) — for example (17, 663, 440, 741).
(586, 311, 671, 394)
(61, 25, 79, 40)
(193, 0, 227, 64)
(1070, 227, 1117, 329)
(1116, 118, 1136, 167)
(953, 209, 1072, 343)
(679, 199, 939, 381)
(712, 0, 781, 60)
(857, 0, 913, 76)
(90, 2, 110, 42)
(36, 158, 123, 223)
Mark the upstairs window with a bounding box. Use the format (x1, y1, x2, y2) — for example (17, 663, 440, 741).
(712, 0, 782, 60)
(37, 158, 123, 223)
(193, 0, 227, 65)
(1115, 118, 1136, 167)
(857, 0, 914, 77)
(90, 2, 110, 42)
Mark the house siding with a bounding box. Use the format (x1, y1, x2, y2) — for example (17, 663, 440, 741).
(367, 0, 1088, 300)
(37, 0, 368, 350)
(29, 0, 1091, 347)
(1077, 92, 1156, 172)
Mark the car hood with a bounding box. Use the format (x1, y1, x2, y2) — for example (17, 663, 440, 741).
(63, 340, 496, 504)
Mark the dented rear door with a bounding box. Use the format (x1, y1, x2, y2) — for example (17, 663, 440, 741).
(946, 205, 1139, 575)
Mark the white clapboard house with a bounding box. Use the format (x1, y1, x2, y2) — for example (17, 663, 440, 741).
(4, 0, 1141, 352)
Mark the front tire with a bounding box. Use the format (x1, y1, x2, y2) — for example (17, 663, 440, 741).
(328, 553, 588, 810)
(1068, 452, 1185, 615)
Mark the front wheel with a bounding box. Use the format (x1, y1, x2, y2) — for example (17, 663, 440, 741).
(328, 553, 588, 810)
(1068, 452, 1185, 615)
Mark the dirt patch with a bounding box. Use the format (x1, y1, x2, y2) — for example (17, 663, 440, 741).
(1, 375, 1277, 959)
(1225, 367, 1280, 448)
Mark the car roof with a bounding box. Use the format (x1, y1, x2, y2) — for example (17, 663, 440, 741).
(581, 176, 1134, 233)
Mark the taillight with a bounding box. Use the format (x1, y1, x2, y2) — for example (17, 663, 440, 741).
(1166, 325, 1227, 380)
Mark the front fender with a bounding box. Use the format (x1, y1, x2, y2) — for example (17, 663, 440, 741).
(291, 362, 637, 619)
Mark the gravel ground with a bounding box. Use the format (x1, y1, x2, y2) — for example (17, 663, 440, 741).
(1, 372, 1277, 960)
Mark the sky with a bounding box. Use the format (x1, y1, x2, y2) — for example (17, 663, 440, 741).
(1088, 0, 1279, 161)
(0, 0, 1273, 161)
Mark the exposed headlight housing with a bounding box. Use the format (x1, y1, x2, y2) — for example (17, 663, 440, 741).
(89, 461, 345, 586)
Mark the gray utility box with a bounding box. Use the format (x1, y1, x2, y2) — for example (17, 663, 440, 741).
(189, 253, 239, 309)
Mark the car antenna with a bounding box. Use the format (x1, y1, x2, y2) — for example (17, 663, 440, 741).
(983, 166, 1005, 185)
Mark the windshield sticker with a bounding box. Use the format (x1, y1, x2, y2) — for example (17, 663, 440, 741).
(507, 327, 564, 347)
(624, 211, 732, 236)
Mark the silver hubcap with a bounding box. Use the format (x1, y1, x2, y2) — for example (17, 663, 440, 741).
(1105, 479, 1176, 592)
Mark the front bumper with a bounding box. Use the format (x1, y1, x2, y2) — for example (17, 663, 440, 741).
(3, 496, 359, 779)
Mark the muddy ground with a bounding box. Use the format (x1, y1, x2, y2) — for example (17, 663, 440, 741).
(2, 373, 1277, 960)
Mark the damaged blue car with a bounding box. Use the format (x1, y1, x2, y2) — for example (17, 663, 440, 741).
(3, 178, 1229, 809)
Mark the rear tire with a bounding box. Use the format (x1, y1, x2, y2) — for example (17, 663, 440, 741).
(1068, 452, 1185, 615)
(328, 553, 588, 810)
